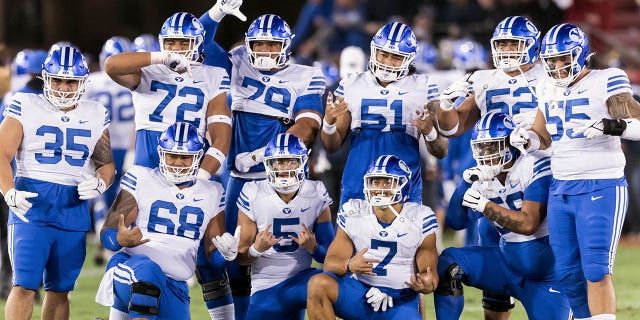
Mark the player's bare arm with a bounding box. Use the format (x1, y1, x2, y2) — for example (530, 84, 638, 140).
(406, 233, 439, 294)
(91, 129, 116, 186)
(482, 200, 546, 236)
(529, 109, 552, 150)
(201, 92, 232, 176)
(436, 92, 479, 137)
(606, 92, 640, 120)
(104, 52, 147, 90)
(0, 117, 23, 193)
(424, 100, 449, 159)
(288, 110, 322, 147)
(204, 210, 227, 258)
(101, 190, 149, 247)
(236, 209, 259, 265)
(321, 92, 351, 153)
(323, 227, 356, 276)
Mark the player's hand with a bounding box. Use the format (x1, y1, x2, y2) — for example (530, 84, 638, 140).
(4, 188, 38, 223)
(410, 104, 435, 136)
(509, 123, 530, 155)
(570, 118, 605, 138)
(440, 73, 472, 111)
(235, 146, 267, 173)
(511, 110, 537, 130)
(324, 92, 349, 126)
(116, 214, 150, 248)
(209, 0, 247, 22)
(164, 53, 193, 75)
(365, 287, 394, 312)
(289, 223, 317, 253)
(462, 188, 489, 212)
(78, 173, 107, 200)
(349, 246, 381, 276)
(462, 165, 497, 183)
(405, 267, 437, 294)
(212, 226, 241, 261)
(253, 224, 284, 253)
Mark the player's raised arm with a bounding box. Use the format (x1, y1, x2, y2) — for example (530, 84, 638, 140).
(199, 82, 232, 178)
(321, 91, 351, 153)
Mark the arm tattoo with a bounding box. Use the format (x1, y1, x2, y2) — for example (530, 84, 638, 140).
(426, 136, 448, 159)
(91, 130, 114, 168)
(483, 206, 524, 232)
(426, 101, 449, 158)
(607, 93, 640, 119)
(103, 191, 137, 229)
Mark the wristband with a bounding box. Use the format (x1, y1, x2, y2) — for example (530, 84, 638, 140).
(206, 147, 226, 167)
(322, 119, 337, 135)
(438, 122, 459, 137)
(343, 257, 352, 273)
(101, 228, 123, 252)
(197, 168, 212, 180)
(249, 244, 263, 258)
(207, 115, 232, 126)
(295, 112, 322, 127)
(149, 52, 166, 65)
(621, 118, 640, 140)
(423, 127, 438, 142)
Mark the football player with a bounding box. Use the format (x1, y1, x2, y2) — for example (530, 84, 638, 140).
(433, 112, 570, 320)
(512, 23, 640, 320)
(235, 133, 334, 319)
(0, 46, 115, 319)
(96, 122, 237, 319)
(200, 2, 325, 318)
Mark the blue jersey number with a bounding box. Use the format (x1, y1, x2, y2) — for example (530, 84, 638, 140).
(241, 76, 292, 114)
(489, 191, 524, 211)
(35, 125, 91, 167)
(272, 217, 300, 252)
(149, 80, 205, 128)
(370, 239, 397, 276)
(361, 99, 403, 131)
(91, 90, 134, 122)
(148, 200, 205, 240)
(486, 86, 537, 115)
(544, 98, 590, 141)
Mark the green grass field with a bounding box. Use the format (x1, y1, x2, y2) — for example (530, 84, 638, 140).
(2, 236, 640, 319)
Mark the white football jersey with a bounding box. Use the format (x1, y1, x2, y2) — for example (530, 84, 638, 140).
(337, 199, 438, 289)
(237, 179, 332, 294)
(120, 166, 225, 281)
(132, 64, 230, 135)
(4, 93, 109, 186)
(84, 71, 135, 150)
(471, 154, 552, 242)
(536, 68, 632, 180)
(228, 46, 325, 119)
(470, 63, 547, 117)
(335, 71, 439, 139)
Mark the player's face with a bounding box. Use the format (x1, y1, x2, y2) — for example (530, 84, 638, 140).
(251, 40, 282, 57)
(375, 49, 404, 68)
(165, 153, 194, 173)
(271, 158, 300, 177)
(49, 77, 79, 95)
(495, 39, 524, 53)
(368, 177, 395, 197)
(163, 38, 192, 56)
(543, 54, 572, 79)
(476, 142, 502, 166)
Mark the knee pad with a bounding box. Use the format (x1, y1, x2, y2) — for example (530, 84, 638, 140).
(482, 291, 515, 312)
(129, 281, 161, 316)
(201, 272, 232, 302)
(434, 263, 465, 297)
